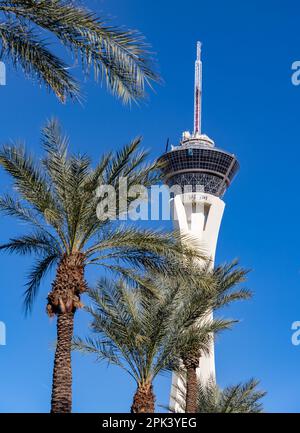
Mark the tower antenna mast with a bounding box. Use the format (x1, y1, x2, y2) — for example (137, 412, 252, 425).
(194, 41, 202, 135)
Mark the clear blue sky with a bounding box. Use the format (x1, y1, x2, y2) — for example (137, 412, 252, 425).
(0, 0, 300, 413)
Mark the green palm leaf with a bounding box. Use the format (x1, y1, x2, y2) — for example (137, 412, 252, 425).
(197, 378, 266, 413)
(24, 252, 59, 314)
(0, 0, 159, 102)
(0, 20, 79, 101)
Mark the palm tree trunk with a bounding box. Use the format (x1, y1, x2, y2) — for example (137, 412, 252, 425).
(185, 366, 198, 413)
(47, 253, 88, 413)
(51, 312, 74, 413)
(131, 383, 155, 413)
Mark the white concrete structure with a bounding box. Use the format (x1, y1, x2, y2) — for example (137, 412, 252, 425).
(169, 192, 224, 411)
(158, 42, 239, 411)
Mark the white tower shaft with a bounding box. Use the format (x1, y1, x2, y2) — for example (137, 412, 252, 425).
(169, 192, 225, 412)
(194, 41, 202, 135)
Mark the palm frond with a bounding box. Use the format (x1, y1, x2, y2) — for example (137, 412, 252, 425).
(197, 378, 266, 413)
(87, 227, 206, 267)
(73, 336, 138, 381)
(168, 377, 266, 413)
(104, 138, 144, 185)
(212, 261, 252, 310)
(0, 0, 160, 103)
(77, 139, 161, 247)
(0, 143, 62, 223)
(0, 20, 79, 101)
(0, 231, 61, 255)
(175, 318, 235, 361)
(214, 289, 252, 309)
(0, 193, 42, 227)
(42, 118, 93, 251)
(24, 252, 59, 313)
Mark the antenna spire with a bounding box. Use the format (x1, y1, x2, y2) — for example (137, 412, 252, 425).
(194, 41, 202, 135)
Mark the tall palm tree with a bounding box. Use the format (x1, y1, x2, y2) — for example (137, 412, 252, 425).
(179, 261, 251, 413)
(170, 378, 266, 413)
(196, 379, 266, 413)
(0, 119, 199, 413)
(74, 266, 236, 413)
(0, 0, 158, 102)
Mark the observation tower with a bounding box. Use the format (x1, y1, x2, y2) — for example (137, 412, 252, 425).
(158, 42, 239, 410)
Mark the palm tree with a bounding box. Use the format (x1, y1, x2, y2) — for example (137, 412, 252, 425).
(0, 0, 158, 102)
(179, 261, 251, 413)
(0, 119, 199, 413)
(196, 379, 266, 413)
(74, 266, 236, 413)
(170, 378, 266, 413)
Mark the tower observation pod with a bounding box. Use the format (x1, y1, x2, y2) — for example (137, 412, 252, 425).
(158, 42, 239, 411)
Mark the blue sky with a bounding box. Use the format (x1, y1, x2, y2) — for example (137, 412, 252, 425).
(0, 0, 300, 413)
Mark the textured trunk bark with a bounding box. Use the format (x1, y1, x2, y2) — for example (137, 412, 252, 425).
(51, 312, 74, 413)
(48, 253, 88, 413)
(185, 366, 198, 413)
(131, 383, 155, 413)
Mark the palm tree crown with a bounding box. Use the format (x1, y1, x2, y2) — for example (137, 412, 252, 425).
(0, 0, 158, 102)
(0, 118, 183, 312)
(171, 260, 251, 413)
(197, 379, 266, 413)
(171, 378, 266, 413)
(74, 264, 240, 413)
